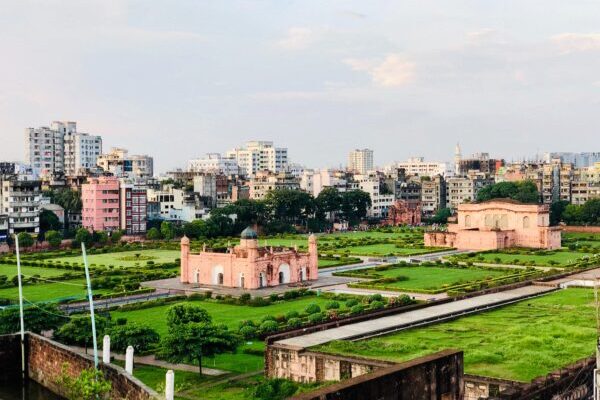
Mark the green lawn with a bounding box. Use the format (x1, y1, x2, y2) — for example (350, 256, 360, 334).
(52, 249, 180, 268)
(373, 266, 511, 291)
(0, 278, 110, 302)
(562, 232, 600, 242)
(0, 263, 73, 279)
(336, 243, 440, 257)
(473, 250, 593, 267)
(315, 288, 597, 382)
(111, 295, 345, 336)
(111, 296, 352, 375)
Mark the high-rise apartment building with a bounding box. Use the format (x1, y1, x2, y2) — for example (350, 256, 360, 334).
(26, 121, 102, 177)
(0, 175, 41, 235)
(188, 153, 239, 176)
(543, 152, 600, 168)
(226, 141, 288, 176)
(120, 183, 147, 235)
(445, 173, 492, 210)
(97, 148, 154, 179)
(348, 149, 374, 174)
(82, 176, 121, 232)
(387, 157, 451, 177)
(421, 175, 446, 216)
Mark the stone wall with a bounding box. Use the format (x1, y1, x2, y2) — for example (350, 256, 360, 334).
(562, 225, 600, 233)
(0, 333, 159, 400)
(287, 349, 464, 400)
(266, 345, 393, 383)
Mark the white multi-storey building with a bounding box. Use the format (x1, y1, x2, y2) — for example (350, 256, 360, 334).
(348, 149, 373, 175)
(300, 169, 348, 197)
(387, 157, 451, 177)
(97, 148, 154, 179)
(26, 121, 102, 177)
(26, 126, 65, 176)
(353, 174, 394, 219)
(226, 141, 288, 176)
(188, 153, 239, 176)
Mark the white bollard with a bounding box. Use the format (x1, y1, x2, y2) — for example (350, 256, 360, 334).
(165, 370, 174, 400)
(102, 335, 111, 364)
(125, 346, 134, 374)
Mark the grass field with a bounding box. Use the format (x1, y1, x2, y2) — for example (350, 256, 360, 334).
(0, 263, 73, 279)
(111, 296, 346, 336)
(111, 295, 348, 374)
(316, 288, 596, 382)
(473, 250, 592, 267)
(562, 232, 600, 241)
(336, 243, 439, 257)
(370, 266, 511, 291)
(0, 278, 111, 302)
(53, 249, 180, 268)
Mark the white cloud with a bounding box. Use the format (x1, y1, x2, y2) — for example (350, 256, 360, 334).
(277, 27, 315, 50)
(552, 33, 600, 53)
(344, 54, 415, 87)
(467, 28, 497, 43)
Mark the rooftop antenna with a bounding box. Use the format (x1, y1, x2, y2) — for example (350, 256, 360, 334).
(15, 235, 26, 381)
(82, 242, 99, 369)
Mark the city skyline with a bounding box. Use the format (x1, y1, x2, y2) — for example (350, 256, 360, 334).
(2, 1, 600, 172)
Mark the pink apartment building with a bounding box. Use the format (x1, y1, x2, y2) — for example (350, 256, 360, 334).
(180, 227, 318, 289)
(82, 176, 121, 232)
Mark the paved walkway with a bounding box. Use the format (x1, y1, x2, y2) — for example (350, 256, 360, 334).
(69, 346, 227, 376)
(276, 284, 555, 349)
(545, 267, 600, 287)
(319, 284, 448, 302)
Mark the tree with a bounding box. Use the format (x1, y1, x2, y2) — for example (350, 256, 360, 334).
(160, 321, 240, 376)
(54, 315, 110, 353)
(431, 208, 452, 224)
(476, 181, 539, 204)
(253, 379, 299, 400)
(45, 230, 63, 248)
(581, 198, 600, 224)
(160, 303, 240, 375)
(0, 304, 66, 335)
(44, 188, 82, 229)
(340, 190, 372, 225)
(265, 189, 315, 225)
(110, 230, 123, 244)
(166, 303, 211, 327)
(108, 323, 160, 353)
(562, 204, 583, 225)
(16, 232, 34, 248)
(75, 228, 93, 246)
(40, 209, 62, 233)
(316, 187, 342, 222)
(146, 227, 162, 240)
(550, 200, 569, 226)
(160, 221, 175, 240)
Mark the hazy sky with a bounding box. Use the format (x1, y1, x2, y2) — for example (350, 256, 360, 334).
(1, 1, 600, 173)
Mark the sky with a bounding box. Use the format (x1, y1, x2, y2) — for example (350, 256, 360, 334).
(1, 1, 600, 173)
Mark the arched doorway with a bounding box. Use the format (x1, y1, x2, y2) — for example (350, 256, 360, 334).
(504, 236, 510, 249)
(212, 265, 224, 285)
(195, 270, 200, 284)
(239, 273, 245, 288)
(258, 272, 265, 288)
(278, 264, 290, 285)
(301, 267, 307, 281)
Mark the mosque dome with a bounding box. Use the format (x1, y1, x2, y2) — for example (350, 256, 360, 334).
(240, 227, 258, 240)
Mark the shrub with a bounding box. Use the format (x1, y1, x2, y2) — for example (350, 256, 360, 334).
(259, 320, 279, 334)
(370, 300, 384, 310)
(304, 303, 321, 315)
(345, 298, 359, 308)
(368, 294, 383, 303)
(238, 320, 257, 329)
(285, 311, 300, 320)
(350, 304, 364, 315)
(261, 315, 276, 323)
(325, 301, 340, 310)
(308, 312, 325, 324)
(239, 325, 258, 340)
(287, 318, 302, 329)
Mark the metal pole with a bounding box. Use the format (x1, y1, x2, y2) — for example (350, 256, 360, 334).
(15, 235, 26, 380)
(82, 242, 99, 369)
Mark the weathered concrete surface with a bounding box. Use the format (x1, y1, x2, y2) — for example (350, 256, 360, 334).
(287, 349, 464, 400)
(276, 285, 554, 348)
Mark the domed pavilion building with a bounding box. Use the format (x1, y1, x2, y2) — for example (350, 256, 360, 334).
(180, 227, 318, 289)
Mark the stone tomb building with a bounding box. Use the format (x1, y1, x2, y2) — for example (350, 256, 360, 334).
(424, 199, 561, 251)
(180, 227, 318, 289)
